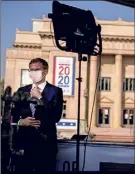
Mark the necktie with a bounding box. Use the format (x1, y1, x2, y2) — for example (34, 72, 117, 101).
(30, 103, 36, 117)
(30, 86, 41, 117)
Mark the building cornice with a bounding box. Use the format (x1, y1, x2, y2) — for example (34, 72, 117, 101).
(12, 34, 134, 51)
(12, 42, 42, 48)
(38, 31, 134, 42)
(32, 16, 134, 26)
(95, 17, 134, 26)
(32, 15, 51, 22)
(38, 31, 54, 38)
(102, 35, 134, 42)
(15, 30, 134, 42)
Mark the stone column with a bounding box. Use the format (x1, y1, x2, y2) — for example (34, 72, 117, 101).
(88, 56, 98, 127)
(114, 54, 123, 128)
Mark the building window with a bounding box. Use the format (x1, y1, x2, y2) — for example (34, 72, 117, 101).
(122, 109, 134, 127)
(21, 69, 32, 87)
(97, 108, 110, 127)
(123, 78, 135, 92)
(99, 77, 111, 91)
(62, 100, 67, 118)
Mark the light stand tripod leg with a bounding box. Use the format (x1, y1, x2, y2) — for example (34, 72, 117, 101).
(76, 53, 82, 172)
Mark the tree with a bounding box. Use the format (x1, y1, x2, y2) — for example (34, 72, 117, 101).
(0, 79, 4, 96)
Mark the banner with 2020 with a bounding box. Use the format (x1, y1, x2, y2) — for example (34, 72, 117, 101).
(53, 57, 75, 96)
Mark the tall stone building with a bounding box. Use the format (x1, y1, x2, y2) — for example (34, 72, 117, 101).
(5, 16, 134, 142)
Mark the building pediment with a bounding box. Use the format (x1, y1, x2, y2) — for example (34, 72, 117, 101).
(124, 97, 134, 104)
(100, 97, 113, 103)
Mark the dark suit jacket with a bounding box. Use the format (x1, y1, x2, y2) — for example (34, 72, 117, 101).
(11, 82, 63, 152)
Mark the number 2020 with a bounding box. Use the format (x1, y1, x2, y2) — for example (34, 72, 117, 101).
(58, 76, 69, 85)
(59, 66, 70, 75)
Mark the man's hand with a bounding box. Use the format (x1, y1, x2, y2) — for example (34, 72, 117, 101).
(30, 86, 42, 99)
(20, 117, 41, 127)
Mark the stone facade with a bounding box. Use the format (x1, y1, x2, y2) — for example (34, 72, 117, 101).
(5, 16, 135, 142)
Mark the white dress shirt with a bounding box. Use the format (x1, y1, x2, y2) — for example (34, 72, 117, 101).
(32, 81, 47, 93)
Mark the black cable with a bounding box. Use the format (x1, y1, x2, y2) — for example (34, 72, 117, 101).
(82, 54, 102, 171)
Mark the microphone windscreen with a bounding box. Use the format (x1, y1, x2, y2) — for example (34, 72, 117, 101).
(3, 86, 12, 100)
(12, 92, 21, 102)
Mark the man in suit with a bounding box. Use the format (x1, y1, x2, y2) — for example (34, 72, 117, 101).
(12, 58, 63, 172)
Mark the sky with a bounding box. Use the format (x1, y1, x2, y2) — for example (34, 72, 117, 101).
(1, 1, 134, 80)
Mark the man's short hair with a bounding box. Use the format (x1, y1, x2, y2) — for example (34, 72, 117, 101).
(29, 58, 48, 69)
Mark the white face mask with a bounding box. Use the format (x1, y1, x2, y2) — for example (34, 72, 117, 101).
(29, 70, 44, 83)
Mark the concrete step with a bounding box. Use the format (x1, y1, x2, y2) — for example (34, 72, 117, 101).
(94, 135, 135, 143)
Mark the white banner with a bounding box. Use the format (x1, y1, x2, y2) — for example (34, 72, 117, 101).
(53, 57, 75, 96)
(56, 119, 77, 130)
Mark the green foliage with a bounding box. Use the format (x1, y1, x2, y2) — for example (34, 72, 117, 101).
(0, 79, 4, 96)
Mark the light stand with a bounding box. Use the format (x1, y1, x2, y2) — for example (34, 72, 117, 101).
(76, 53, 82, 171)
(75, 53, 87, 171)
(48, 1, 102, 171)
